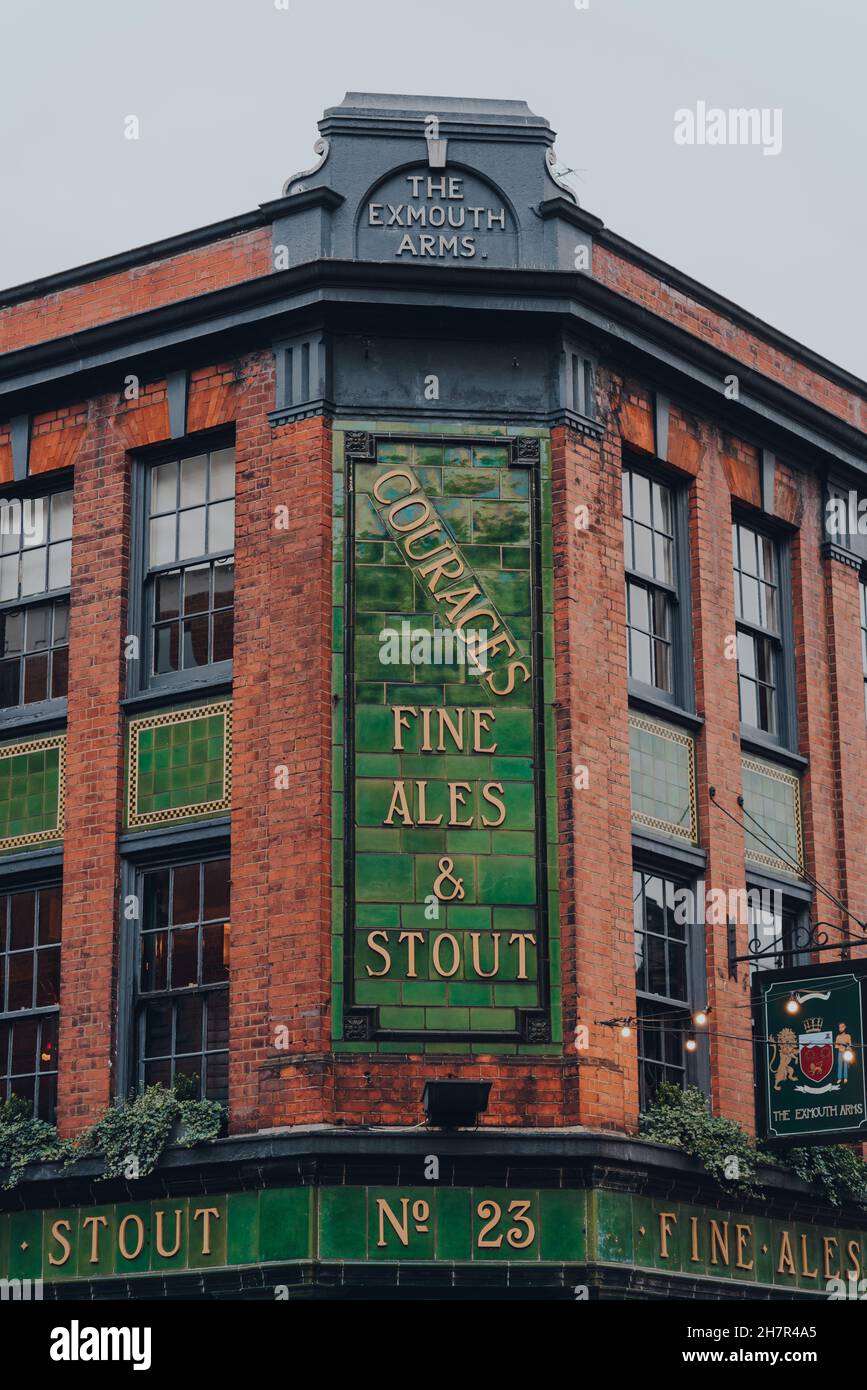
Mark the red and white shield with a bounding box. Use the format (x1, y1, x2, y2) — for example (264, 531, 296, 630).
(799, 1030, 833, 1084)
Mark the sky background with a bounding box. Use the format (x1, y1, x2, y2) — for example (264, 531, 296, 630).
(1, 0, 864, 376)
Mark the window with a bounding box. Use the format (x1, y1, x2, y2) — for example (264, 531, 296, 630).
(732, 521, 787, 739)
(623, 466, 692, 708)
(0, 884, 62, 1120)
(144, 447, 234, 684)
(0, 490, 72, 711)
(134, 856, 229, 1102)
(633, 868, 704, 1108)
(747, 894, 805, 973)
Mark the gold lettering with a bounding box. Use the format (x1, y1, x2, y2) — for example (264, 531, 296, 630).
(777, 1230, 797, 1277)
(735, 1223, 754, 1271)
(388, 494, 432, 532)
(82, 1215, 108, 1266)
(799, 1232, 819, 1279)
(417, 781, 443, 826)
(416, 550, 465, 592)
(420, 706, 434, 752)
(471, 708, 498, 754)
(155, 1208, 184, 1259)
(384, 780, 413, 826)
(366, 931, 391, 977)
(470, 931, 501, 978)
(373, 467, 416, 504)
(823, 1236, 840, 1281)
(448, 782, 473, 827)
(483, 659, 530, 698)
(509, 932, 535, 980)
(437, 707, 464, 752)
(48, 1219, 72, 1267)
(398, 930, 424, 977)
(432, 933, 460, 977)
(118, 1213, 145, 1261)
(481, 782, 506, 827)
(689, 1216, 700, 1263)
(193, 1207, 220, 1257)
(392, 706, 416, 751)
(658, 1211, 677, 1260)
(846, 1239, 862, 1278)
(377, 1197, 410, 1247)
(709, 1220, 729, 1267)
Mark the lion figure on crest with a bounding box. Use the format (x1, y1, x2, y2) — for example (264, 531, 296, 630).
(768, 1028, 798, 1091)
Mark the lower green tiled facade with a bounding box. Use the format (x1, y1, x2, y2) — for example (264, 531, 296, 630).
(5, 1162, 866, 1298)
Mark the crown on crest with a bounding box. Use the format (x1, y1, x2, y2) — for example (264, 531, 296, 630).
(802, 1018, 824, 1033)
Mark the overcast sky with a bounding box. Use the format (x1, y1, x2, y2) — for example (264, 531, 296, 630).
(1, 0, 864, 378)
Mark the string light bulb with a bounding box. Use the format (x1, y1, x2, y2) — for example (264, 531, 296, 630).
(844, 1049, 855, 1065)
(693, 1009, 709, 1028)
(785, 995, 800, 1015)
(620, 1023, 632, 1040)
(685, 1037, 698, 1053)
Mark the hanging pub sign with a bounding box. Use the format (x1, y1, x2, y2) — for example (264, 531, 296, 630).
(340, 432, 555, 1045)
(754, 960, 867, 1143)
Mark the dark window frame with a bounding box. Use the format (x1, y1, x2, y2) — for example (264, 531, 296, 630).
(632, 855, 709, 1110)
(118, 825, 229, 1105)
(623, 459, 695, 716)
(0, 872, 63, 1122)
(0, 473, 74, 734)
(732, 512, 798, 753)
(127, 431, 235, 700)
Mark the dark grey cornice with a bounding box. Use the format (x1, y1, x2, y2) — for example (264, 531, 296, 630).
(0, 259, 865, 479)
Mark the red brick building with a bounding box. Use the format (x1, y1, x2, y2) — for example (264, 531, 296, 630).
(1, 92, 867, 1299)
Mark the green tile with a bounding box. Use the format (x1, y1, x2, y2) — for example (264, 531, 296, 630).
(260, 1188, 311, 1262)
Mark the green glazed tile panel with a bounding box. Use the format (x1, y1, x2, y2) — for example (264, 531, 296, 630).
(629, 713, 697, 844)
(0, 733, 65, 854)
(126, 700, 232, 829)
(334, 427, 559, 1051)
(742, 756, 803, 874)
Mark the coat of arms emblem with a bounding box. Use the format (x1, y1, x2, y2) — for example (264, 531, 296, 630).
(798, 1018, 834, 1084)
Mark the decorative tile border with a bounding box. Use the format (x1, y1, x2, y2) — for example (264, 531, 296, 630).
(126, 700, 232, 830)
(629, 713, 697, 844)
(0, 733, 66, 854)
(741, 755, 803, 875)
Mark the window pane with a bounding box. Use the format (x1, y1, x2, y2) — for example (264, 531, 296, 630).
(47, 540, 71, 590)
(202, 924, 229, 983)
(8, 953, 33, 1010)
(739, 674, 758, 728)
(175, 995, 203, 1055)
(179, 455, 208, 507)
(141, 930, 168, 992)
(153, 623, 179, 675)
(49, 491, 73, 541)
(182, 615, 209, 669)
(632, 524, 654, 577)
(39, 887, 62, 944)
(171, 864, 200, 925)
(155, 571, 181, 622)
(183, 564, 210, 615)
(23, 653, 49, 703)
(25, 606, 50, 652)
(151, 463, 177, 514)
(212, 608, 233, 663)
(203, 858, 230, 922)
(0, 610, 23, 656)
(212, 560, 234, 607)
(144, 1002, 172, 1057)
(0, 659, 20, 707)
(20, 546, 46, 596)
(10, 893, 35, 949)
(629, 629, 652, 685)
(35, 946, 60, 1007)
(52, 601, 69, 644)
(0, 555, 17, 602)
(208, 448, 235, 502)
(149, 515, 176, 567)
(207, 499, 234, 554)
(178, 507, 206, 561)
(170, 929, 198, 989)
(631, 472, 651, 523)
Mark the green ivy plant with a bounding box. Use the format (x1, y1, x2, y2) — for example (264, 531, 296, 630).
(0, 1084, 224, 1188)
(641, 1083, 867, 1210)
(0, 1095, 69, 1188)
